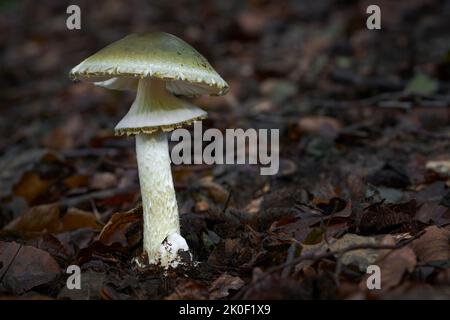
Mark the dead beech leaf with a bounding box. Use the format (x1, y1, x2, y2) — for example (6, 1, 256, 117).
(63, 175, 88, 189)
(376, 235, 417, 291)
(317, 197, 350, 216)
(98, 207, 142, 247)
(90, 172, 118, 190)
(57, 271, 105, 300)
(298, 116, 342, 139)
(359, 200, 418, 234)
(412, 226, 450, 263)
(245, 197, 263, 214)
(270, 216, 320, 244)
(426, 160, 450, 177)
(0, 241, 21, 280)
(61, 207, 103, 232)
(0, 149, 51, 199)
(0, 241, 60, 294)
(4, 203, 61, 235)
(13, 172, 50, 203)
(237, 9, 271, 36)
(311, 181, 340, 205)
(415, 202, 450, 225)
(199, 178, 229, 203)
(209, 273, 245, 299)
(165, 279, 209, 300)
(330, 234, 379, 272)
(195, 200, 209, 212)
(42, 115, 84, 150)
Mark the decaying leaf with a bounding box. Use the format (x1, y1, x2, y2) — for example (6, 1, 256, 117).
(209, 273, 245, 299)
(0, 241, 60, 294)
(90, 172, 118, 190)
(404, 73, 438, 96)
(12, 172, 51, 204)
(2, 204, 101, 237)
(4, 203, 61, 235)
(415, 202, 450, 225)
(0, 149, 51, 199)
(298, 116, 342, 139)
(199, 177, 230, 204)
(58, 271, 105, 300)
(376, 235, 417, 291)
(61, 207, 103, 232)
(165, 279, 209, 300)
(330, 234, 379, 272)
(412, 226, 450, 263)
(426, 160, 450, 178)
(359, 200, 419, 234)
(98, 207, 143, 247)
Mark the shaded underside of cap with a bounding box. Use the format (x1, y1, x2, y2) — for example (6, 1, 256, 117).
(94, 77, 217, 96)
(70, 32, 228, 96)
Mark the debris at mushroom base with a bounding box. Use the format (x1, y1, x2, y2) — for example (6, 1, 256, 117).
(131, 232, 193, 270)
(155, 233, 192, 268)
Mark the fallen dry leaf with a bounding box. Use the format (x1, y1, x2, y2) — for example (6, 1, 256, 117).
(63, 174, 89, 189)
(0, 241, 60, 294)
(426, 160, 450, 178)
(199, 177, 230, 204)
(237, 9, 272, 36)
(4, 203, 61, 235)
(98, 207, 143, 247)
(376, 235, 417, 291)
(330, 234, 379, 272)
(412, 226, 450, 263)
(244, 197, 263, 214)
(209, 273, 245, 299)
(359, 200, 419, 234)
(90, 172, 118, 190)
(42, 115, 84, 150)
(165, 279, 209, 300)
(298, 116, 342, 139)
(57, 271, 105, 300)
(415, 202, 450, 225)
(61, 207, 103, 232)
(0, 149, 51, 199)
(12, 172, 51, 204)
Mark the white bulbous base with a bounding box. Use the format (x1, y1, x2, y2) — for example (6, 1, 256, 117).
(158, 232, 192, 268)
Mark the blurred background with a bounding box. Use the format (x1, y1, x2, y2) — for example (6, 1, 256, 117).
(0, 0, 449, 299)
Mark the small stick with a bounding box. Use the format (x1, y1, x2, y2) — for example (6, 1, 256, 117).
(281, 243, 297, 278)
(60, 186, 137, 208)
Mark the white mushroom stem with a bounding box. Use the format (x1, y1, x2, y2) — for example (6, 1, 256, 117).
(136, 132, 181, 264)
(117, 78, 205, 266)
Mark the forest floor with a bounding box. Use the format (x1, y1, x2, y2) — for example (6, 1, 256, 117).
(0, 0, 449, 299)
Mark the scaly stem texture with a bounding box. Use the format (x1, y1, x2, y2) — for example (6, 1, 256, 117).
(136, 132, 179, 262)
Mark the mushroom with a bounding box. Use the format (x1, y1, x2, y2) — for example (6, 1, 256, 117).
(70, 32, 228, 267)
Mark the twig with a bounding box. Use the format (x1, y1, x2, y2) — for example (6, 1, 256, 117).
(90, 198, 101, 221)
(281, 243, 297, 278)
(0, 243, 22, 283)
(222, 189, 232, 214)
(60, 186, 137, 207)
(61, 148, 120, 158)
(334, 254, 344, 288)
(409, 128, 450, 140)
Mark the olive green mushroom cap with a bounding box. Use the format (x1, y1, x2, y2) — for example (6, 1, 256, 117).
(70, 32, 228, 96)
